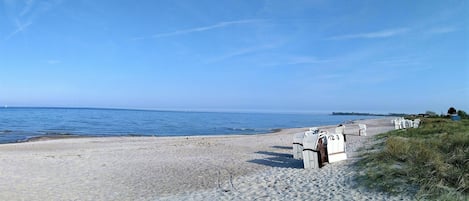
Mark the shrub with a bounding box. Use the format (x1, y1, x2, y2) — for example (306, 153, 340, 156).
(458, 110, 468, 119)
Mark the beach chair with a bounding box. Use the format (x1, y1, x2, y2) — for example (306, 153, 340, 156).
(413, 119, 420, 128)
(294, 127, 320, 160)
(400, 119, 406, 129)
(399, 118, 403, 129)
(335, 125, 346, 141)
(404, 119, 409, 128)
(393, 118, 400, 130)
(335, 125, 345, 135)
(293, 132, 305, 159)
(309, 127, 319, 134)
(302, 131, 325, 169)
(358, 124, 367, 136)
(325, 134, 347, 163)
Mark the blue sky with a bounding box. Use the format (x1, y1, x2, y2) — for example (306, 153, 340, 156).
(0, 0, 468, 114)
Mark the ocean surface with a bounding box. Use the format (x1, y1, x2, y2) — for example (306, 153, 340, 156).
(0, 107, 381, 144)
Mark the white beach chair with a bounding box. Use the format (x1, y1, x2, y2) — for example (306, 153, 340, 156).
(400, 119, 406, 129)
(392, 119, 400, 130)
(358, 124, 367, 136)
(413, 119, 420, 128)
(399, 117, 405, 129)
(293, 127, 319, 159)
(293, 132, 305, 159)
(335, 125, 345, 135)
(309, 127, 319, 133)
(302, 131, 323, 169)
(335, 124, 347, 141)
(325, 134, 347, 163)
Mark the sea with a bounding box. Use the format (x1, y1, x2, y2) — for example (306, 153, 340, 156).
(0, 107, 381, 144)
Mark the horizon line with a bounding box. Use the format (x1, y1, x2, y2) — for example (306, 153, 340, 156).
(1, 106, 335, 115)
(1, 106, 422, 115)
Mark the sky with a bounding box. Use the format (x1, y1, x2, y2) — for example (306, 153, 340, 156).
(0, 0, 468, 114)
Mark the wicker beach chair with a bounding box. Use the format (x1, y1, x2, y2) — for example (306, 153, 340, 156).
(358, 124, 367, 136)
(302, 131, 326, 169)
(335, 124, 346, 141)
(325, 133, 347, 163)
(293, 132, 305, 159)
(413, 119, 421, 128)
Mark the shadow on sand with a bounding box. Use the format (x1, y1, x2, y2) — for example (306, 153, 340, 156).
(247, 150, 303, 169)
(271, 145, 292, 150)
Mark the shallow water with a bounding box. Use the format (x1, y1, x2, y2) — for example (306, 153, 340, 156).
(0, 107, 379, 143)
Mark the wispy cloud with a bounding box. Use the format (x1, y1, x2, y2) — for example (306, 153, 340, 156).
(313, 73, 344, 80)
(266, 56, 333, 66)
(427, 26, 458, 34)
(5, 19, 32, 40)
(206, 44, 275, 63)
(130, 36, 146, 41)
(152, 19, 263, 38)
(46, 59, 61, 64)
(328, 28, 409, 40)
(132, 19, 264, 40)
(3, 0, 35, 40)
(3, 0, 61, 40)
(20, 0, 35, 16)
(373, 57, 421, 66)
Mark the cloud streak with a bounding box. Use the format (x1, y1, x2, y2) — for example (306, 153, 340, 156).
(281, 56, 332, 65)
(427, 26, 458, 34)
(373, 57, 421, 66)
(206, 44, 275, 63)
(3, 0, 61, 40)
(152, 19, 263, 38)
(263, 56, 333, 67)
(20, 0, 35, 16)
(129, 19, 263, 40)
(46, 59, 61, 64)
(328, 28, 409, 40)
(5, 19, 32, 40)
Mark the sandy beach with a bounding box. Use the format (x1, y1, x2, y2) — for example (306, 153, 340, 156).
(0, 117, 413, 201)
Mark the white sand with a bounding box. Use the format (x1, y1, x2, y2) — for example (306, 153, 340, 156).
(0, 117, 413, 201)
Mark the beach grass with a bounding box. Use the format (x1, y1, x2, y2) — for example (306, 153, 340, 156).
(356, 118, 469, 200)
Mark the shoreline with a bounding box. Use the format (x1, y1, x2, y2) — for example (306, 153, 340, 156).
(2, 126, 290, 145)
(10, 125, 319, 145)
(1, 108, 381, 145)
(0, 117, 412, 201)
(15, 128, 286, 144)
(7, 118, 364, 144)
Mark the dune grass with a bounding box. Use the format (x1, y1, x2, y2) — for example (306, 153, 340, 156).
(356, 118, 468, 200)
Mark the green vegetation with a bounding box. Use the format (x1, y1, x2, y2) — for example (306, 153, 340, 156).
(425, 110, 438, 117)
(356, 118, 469, 200)
(458, 110, 468, 119)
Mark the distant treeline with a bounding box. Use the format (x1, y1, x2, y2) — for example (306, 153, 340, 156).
(331, 112, 407, 116)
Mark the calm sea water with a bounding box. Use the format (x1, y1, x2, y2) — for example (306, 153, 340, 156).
(0, 107, 380, 144)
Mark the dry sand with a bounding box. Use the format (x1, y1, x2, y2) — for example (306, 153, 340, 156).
(0, 117, 413, 201)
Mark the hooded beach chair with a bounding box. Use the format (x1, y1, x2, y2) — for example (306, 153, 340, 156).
(302, 130, 326, 169)
(325, 133, 347, 163)
(358, 124, 367, 136)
